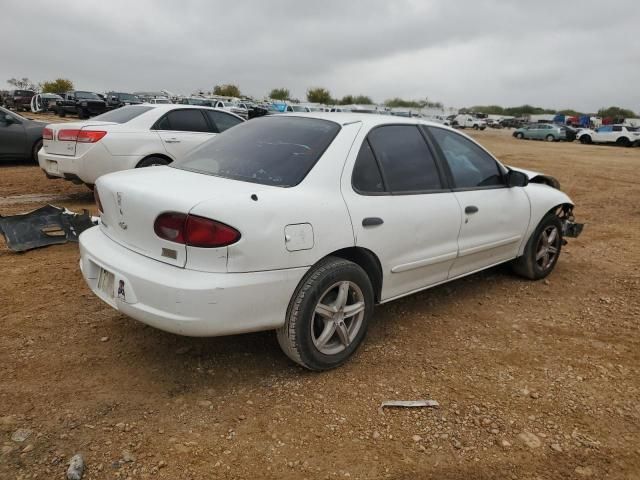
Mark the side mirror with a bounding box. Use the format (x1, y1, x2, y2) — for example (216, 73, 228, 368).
(3, 114, 15, 124)
(507, 170, 528, 188)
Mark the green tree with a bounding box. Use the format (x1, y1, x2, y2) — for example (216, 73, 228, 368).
(557, 109, 582, 117)
(340, 94, 373, 105)
(213, 84, 241, 97)
(306, 87, 332, 104)
(269, 88, 290, 101)
(596, 106, 636, 119)
(469, 105, 505, 115)
(7, 77, 37, 90)
(41, 78, 74, 94)
(385, 97, 421, 108)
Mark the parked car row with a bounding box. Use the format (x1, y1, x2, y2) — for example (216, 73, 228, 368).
(513, 122, 639, 146)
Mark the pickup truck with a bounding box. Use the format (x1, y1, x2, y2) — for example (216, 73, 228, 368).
(56, 91, 107, 119)
(105, 92, 142, 110)
(453, 114, 487, 130)
(3, 90, 36, 112)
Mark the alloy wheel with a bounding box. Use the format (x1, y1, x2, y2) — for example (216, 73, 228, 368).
(535, 225, 560, 270)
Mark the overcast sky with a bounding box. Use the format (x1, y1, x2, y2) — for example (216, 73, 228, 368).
(4, 0, 640, 112)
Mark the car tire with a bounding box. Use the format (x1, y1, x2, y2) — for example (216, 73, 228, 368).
(515, 132, 524, 139)
(512, 212, 563, 280)
(277, 256, 374, 371)
(579, 135, 591, 144)
(473, 125, 479, 130)
(58, 108, 66, 117)
(137, 156, 171, 168)
(31, 139, 43, 163)
(546, 134, 555, 142)
(616, 137, 631, 147)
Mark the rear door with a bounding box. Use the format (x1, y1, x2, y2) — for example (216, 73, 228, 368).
(426, 126, 530, 278)
(153, 108, 215, 159)
(342, 124, 461, 301)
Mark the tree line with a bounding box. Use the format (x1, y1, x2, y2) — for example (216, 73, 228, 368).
(462, 104, 638, 119)
(7, 77, 74, 94)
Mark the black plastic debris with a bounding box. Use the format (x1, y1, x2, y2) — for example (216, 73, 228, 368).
(0, 204, 96, 252)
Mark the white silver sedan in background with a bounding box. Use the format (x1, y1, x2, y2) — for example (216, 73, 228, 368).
(80, 113, 583, 370)
(38, 105, 244, 188)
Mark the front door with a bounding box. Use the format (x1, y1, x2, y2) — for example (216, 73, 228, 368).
(0, 113, 26, 159)
(153, 108, 216, 159)
(342, 125, 461, 301)
(426, 126, 530, 278)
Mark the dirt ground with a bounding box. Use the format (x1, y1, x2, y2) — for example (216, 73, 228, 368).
(1, 117, 639, 480)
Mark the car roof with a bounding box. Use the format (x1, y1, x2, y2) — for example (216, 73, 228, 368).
(277, 112, 446, 128)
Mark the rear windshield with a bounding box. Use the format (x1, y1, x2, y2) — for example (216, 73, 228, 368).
(174, 117, 341, 187)
(75, 91, 101, 100)
(91, 105, 154, 123)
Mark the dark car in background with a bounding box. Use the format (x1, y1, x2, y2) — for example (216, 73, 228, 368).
(56, 91, 107, 119)
(105, 92, 142, 110)
(0, 107, 45, 162)
(3, 90, 36, 112)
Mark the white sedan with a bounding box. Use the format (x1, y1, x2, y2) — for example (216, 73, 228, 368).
(38, 104, 244, 188)
(79, 113, 583, 370)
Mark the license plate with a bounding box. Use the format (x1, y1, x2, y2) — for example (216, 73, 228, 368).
(97, 268, 115, 298)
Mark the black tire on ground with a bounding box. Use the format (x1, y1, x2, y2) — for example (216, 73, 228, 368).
(136, 156, 171, 168)
(77, 109, 86, 119)
(616, 137, 631, 147)
(58, 108, 66, 117)
(579, 135, 591, 144)
(31, 139, 43, 163)
(277, 256, 374, 371)
(546, 134, 555, 142)
(515, 132, 524, 139)
(512, 212, 563, 280)
(473, 125, 479, 130)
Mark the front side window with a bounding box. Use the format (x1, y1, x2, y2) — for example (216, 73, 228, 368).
(367, 125, 442, 192)
(429, 127, 504, 189)
(174, 117, 340, 187)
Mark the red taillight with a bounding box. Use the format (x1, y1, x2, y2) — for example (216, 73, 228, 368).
(154, 212, 187, 243)
(77, 130, 107, 143)
(94, 188, 103, 213)
(57, 129, 106, 143)
(42, 127, 53, 140)
(154, 213, 240, 248)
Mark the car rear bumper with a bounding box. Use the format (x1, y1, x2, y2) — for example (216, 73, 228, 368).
(79, 226, 307, 337)
(38, 145, 137, 185)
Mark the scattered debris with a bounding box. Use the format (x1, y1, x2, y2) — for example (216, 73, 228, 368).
(0, 204, 96, 252)
(518, 431, 542, 448)
(66, 454, 85, 480)
(381, 400, 439, 409)
(11, 428, 32, 442)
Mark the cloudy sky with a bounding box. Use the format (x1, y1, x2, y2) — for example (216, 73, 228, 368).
(4, 0, 640, 112)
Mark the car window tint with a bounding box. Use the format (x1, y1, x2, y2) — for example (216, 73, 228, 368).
(175, 117, 340, 187)
(367, 125, 441, 192)
(352, 140, 385, 193)
(164, 109, 209, 132)
(429, 127, 504, 189)
(612, 126, 622, 132)
(205, 110, 243, 133)
(92, 106, 154, 123)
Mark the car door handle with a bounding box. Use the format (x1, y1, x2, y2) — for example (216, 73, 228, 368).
(465, 206, 479, 214)
(362, 217, 384, 227)
(165, 138, 180, 143)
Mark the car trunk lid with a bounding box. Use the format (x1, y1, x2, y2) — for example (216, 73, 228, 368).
(95, 166, 262, 268)
(42, 121, 116, 156)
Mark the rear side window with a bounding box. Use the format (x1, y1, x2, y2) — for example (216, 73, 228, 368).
(175, 117, 340, 187)
(204, 110, 243, 133)
(367, 125, 442, 192)
(156, 109, 210, 132)
(352, 140, 385, 193)
(429, 127, 504, 189)
(92, 106, 154, 123)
